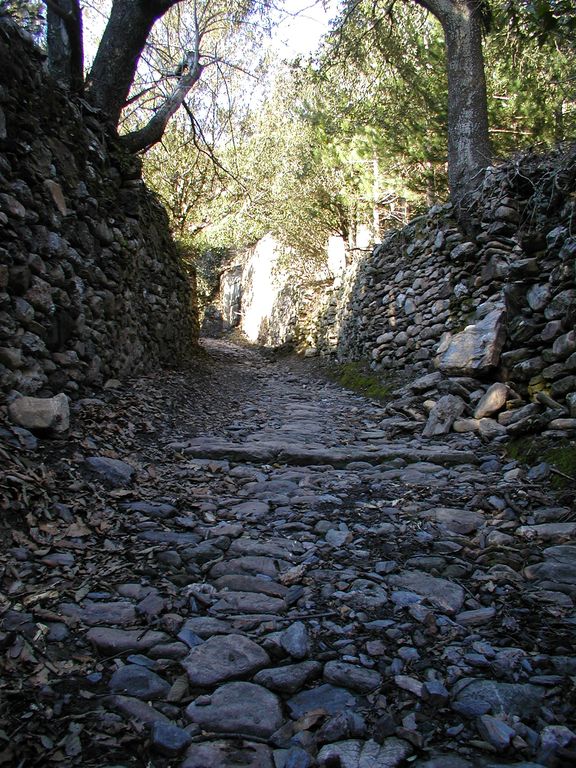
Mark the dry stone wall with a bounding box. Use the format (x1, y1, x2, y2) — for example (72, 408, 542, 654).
(0, 18, 198, 399)
(217, 146, 575, 435)
(305, 146, 576, 414)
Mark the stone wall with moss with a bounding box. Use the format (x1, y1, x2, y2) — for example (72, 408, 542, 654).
(0, 18, 198, 398)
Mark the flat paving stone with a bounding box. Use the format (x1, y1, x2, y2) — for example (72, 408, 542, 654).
(150, 721, 192, 756)
(182, 740, 274, 768)
(543, 544, 576, 561)
(105, 695, 171, 726)
(524, 561, 576, 584)
(413, 757, 472, 768)
(228, 537, 301, 558)
(228, 501, 270, 520)
(418, 507, 485, 534)
(109, 664, 171, 700)
(181, 438, 478, 467)
(455, 607, 497, 626)
(317, 737, 412, 768)
(59, 600, 136, 626)
(213, 574, 288, 597)
(210, 556, 291, 578)
(287, 684, 359, 718)
(137, 530, 200, 545)
(210, 590, 286, 614)
(185, 681, 283, 738)
(122, 500, 177, 518)
(387, 571, 465, 614)
(182, 634, 270, 686)
(452, 679, 545, 717)
(323, 661, 383, 693)
(85, 456, 135, 486)
(517, 523, 576, 542)
(87, 628, 169, 654)
(253, 661, 321, 693)
(177, 616, 232, 638)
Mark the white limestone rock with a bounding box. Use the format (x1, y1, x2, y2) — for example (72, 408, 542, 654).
(8, 392, 69, 433)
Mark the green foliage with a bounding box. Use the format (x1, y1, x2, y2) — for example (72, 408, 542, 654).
(227, 75, 357, 257)
(143, 122, 228, 239)
(503, 0, 576, 46)
(165, 68, 355, 260)
(487, 1, 576, 147)
(142, 0, 576, 287)
(319, 0, 576, 198)
(312, 1, 450, 207)
(143, 121, 240, 307)
(190, 3, 451, 260)
(186, 242, 231, 306)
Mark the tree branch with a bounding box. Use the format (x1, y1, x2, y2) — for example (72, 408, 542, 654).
(86, 0, 182, 126)
(121, 9, 203, 153)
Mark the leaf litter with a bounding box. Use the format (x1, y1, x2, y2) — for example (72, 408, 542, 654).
(0, 347, 245, 767)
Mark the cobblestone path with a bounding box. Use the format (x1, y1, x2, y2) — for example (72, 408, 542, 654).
(1, 339, 575, 767)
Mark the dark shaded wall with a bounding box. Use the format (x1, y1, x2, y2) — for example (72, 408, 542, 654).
(0, 18, 198, 398)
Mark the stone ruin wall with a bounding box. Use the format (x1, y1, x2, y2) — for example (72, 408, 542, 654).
(291, 146, 575, 417)
(0, 19, 198, 399)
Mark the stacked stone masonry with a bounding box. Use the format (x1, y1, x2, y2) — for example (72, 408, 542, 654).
(288, 146, 575, 423)
(0, 19, 198, 399)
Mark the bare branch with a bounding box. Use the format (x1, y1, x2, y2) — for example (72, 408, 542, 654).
(121, 13, 203, 153)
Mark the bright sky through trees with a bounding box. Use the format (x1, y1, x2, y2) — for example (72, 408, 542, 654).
(81, 1, 337, 67)
(274, 0, 336, 57)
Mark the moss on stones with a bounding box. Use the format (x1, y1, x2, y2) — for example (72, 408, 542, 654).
(506, 437, 576, 489)
(326, 361, 394, 401)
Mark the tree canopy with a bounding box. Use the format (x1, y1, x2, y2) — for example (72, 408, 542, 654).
(5, 0, 274, 152)
(5, 0, 576, 264)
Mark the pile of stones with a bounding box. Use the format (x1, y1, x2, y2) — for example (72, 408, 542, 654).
(379, 370, 576, 444)
(296, 146, 576, 441)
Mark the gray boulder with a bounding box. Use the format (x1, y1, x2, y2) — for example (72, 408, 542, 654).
(436, 306, 507, 375)
(423, 395, 465, 437)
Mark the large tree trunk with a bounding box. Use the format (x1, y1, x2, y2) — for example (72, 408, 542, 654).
(85, 0, 181, 128)
(414, 0, 491, 214)
(46, 0, 84, 93)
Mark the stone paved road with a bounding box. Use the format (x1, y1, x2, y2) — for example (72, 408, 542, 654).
(1, 339, 575, 767)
